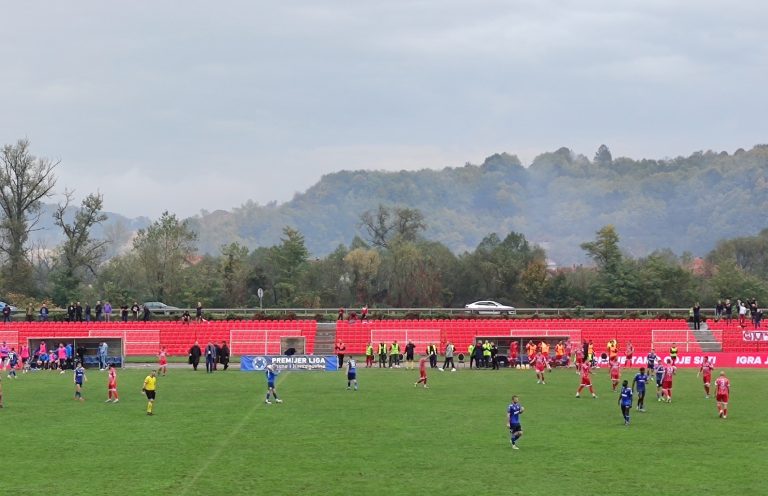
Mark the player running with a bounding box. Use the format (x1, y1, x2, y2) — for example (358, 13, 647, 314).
(142, 370, 157, 415)
(74, 362, 87, 401)
(346, 358, 358, 391)
(414, 355, 429, 388)
(661, 359, 676, 403)
(576, 361, 597, 398)
(158, 347, 168, 376)
(609, 359, 621, 392)
(264, 364, 282, 404)
(697, 356, 714, 398)
(507, 395, 524, 449)
(106, 364, 119, 403)
(534, 352, 548, 384)
(618, 380, 633, 426)
(632, 367, 649, 412)
(715, 371, 730, 419)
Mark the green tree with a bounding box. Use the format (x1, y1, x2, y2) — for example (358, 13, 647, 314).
(219, 242, 250, 307)
(520, 260, 548, 307)
(51, 191, 109, 301)
(344, 247, 381, 305)
(267, 227, 309, 305)
(0, 139, 58, 293)
(133, 211, 197, 303)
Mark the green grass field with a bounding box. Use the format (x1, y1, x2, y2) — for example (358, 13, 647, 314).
(3, 363, 766, 495)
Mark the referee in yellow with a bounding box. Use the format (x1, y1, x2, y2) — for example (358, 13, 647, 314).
(142, 370, 157, 416)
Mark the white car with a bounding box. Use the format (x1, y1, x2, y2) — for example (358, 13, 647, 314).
(464, 300, 516, 315)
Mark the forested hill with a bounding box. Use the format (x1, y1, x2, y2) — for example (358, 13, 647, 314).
(188, 145, 768, 264)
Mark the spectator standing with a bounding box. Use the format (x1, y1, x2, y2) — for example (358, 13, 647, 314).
(365, 342, 374, 368)
(404, 341, 415, 369)
(65, 342, 73, 370)
(143, 305, 151, 322)
(39, 303, 49, 322)
(360, 305, 368, 321)
(473, 341, 484, 370)
(378, 342, 388, 368)
(337, 307, 345, 321)
(75, 302, 83, 322)
(389, 340, 400, 368)
(724, 298, 733, 325)
(67, 302, 75, 322)
(196, 302, 203, 322)
(120, 304, 129, 322)
(220, 341, 230, 371)
(95, 301, 103, 322)
(84, 303, 91, 322)
(491, 342, 499, 370)
(205, 342, 217, 373)
(714, 300, 724, 322)
(25, 302, 34, 322)
(441, 342, 456, 371)
(98, 341, 109, 370)
(692, 302, 702, 330)
(335, 341, 346, 369)
(427, 343, 438, 368)
(738, 300, 748, 328)
(76, 343, 86, 366)
(131, 302, 140, 321)
(2, 304, 11, 323)
(188, 341, 202, 371)
(104, 301, 112, 322)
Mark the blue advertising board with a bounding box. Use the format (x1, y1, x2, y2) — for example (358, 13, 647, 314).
(241, 355, 338, 371)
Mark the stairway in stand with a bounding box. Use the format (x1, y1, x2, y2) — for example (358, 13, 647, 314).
(691, 322, 722, 352)
(314, 322, 337, 355)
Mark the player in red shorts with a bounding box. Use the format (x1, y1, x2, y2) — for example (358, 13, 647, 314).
(697, 356, 714, 398)
(661, 359, 676, 403)
(714, 371, 730, 418)
(575, 361, 597, 398)
(575, 346, 584, 368)
(106, 364, 119, 403)
(534, 352, 547, 384)
(158, 347, 169, 376)
(625, 341, 634, 365)
(609, 358, 621, 392)
(414, 355, 428, 388)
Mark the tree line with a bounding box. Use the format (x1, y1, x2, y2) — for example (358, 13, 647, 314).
(2, 140, 767, 311)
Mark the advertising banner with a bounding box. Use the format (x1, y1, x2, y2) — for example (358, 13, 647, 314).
(743, 331, 768, 342)
(240, 355, 338, 371)
(614, 352, 768, 368)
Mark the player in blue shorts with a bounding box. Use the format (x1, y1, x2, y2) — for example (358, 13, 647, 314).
(632, 367, 649, 412)
(346, 358, 358, 391)
(74, 362, 87, 401)
(619, 380, 633, 426)
(264, 364, 282, 404)
(654, 362, 665, 400)
(507, 395, 524, 449)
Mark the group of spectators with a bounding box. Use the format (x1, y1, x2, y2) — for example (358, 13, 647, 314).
(187, 340, 230, 372)
(2, 300, 207, 324)
(711, 298, 762, 329)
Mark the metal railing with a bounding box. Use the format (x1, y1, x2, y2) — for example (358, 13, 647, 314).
(17, 306, 695, 321)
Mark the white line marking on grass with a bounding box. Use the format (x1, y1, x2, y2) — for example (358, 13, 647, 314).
(177, 372, 289, 495)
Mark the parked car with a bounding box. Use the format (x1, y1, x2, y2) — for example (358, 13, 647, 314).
(464, 300, 516, 315)
(142, 301, 180, 315)
(0, 301, 17, 312)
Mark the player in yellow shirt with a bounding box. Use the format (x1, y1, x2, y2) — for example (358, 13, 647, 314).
(142, 370, 157, 416)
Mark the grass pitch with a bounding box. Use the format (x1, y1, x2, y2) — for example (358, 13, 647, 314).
(3, 363, 766, 495)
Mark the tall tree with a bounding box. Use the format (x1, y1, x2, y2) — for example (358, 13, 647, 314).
(360, 205, 426, 248)
(267, 227, 309, 305)
(133, 211, 197, 302)
(51, 191, 109, 300)
(0, 139, 58, 293)
(219, 242, 250, 306)
(581, 225, 622, 272)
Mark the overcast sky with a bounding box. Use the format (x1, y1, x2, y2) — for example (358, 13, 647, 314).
(1, 1, 765, 218)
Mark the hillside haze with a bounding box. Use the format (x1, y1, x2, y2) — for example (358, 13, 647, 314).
(31, 145, 768, 265)
(185, 145, 768, 264)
